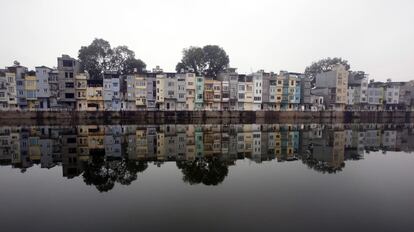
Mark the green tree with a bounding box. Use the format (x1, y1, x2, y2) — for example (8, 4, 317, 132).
(110, 46, 146, 74)
(78, 38, 146, 78)
(176, 46, 205, 75)
(202, 45, 230, 78)
(78, 38, 112, 79)
(176, 45, 229, 78)
(304, 57, 350, 83)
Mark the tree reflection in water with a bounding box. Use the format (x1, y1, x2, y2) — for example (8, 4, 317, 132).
(177, 157, 229, 186)
(82, 154, 148, 192)
(0, 123, 411, 192)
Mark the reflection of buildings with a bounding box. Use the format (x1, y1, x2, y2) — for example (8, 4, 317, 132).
(0, 123, 413, 189)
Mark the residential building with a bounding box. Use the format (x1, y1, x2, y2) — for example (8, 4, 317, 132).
(156, 72, 177, 110)
(244, 75, 253, 110)
(86, 79, 103, 111)
(204, 77, 214, 110)
(253, 71, 263, 110)
(300, 75, 312, 110)
(212, 79, 221, 110)
(195, 75, 204, 110)
(347, 72, 368, 110)
(146, 72, 157, 110)
(57, 55, 80, 109)
(35, 66, 53, 110)
(399, 81, 414, 110)
(134, 74, 146, 110)
(218, 68, 239, 110)
(126, 74, 138, 110)
(6, 64, 28, 109)
(0, 70, 8, 110)
(103, 71, 121, 111)
(268, 78, 277, 110)
(218, 69, 237, 110)
(25, 71, 37, 110)
(182, 73, 195, 111)
(313, 64, 349, 110)
(367, 82, 384, 111)
(176, 74, 186, 110)
(237, 74, 246, 110)
(75, 73, 88, 111)
(279, 71, 301, 111)
(384, 81, 401, 110)
(48, 69, 60, 109)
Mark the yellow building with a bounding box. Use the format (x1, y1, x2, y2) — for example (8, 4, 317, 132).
(75, 74, 88, 111)
(25, 73, 37, 110)
(244, 76, 253, 111)
(204, 78, 214, 110)
(86, 80, 104, 111)
(275, 76, 284, 110)
(184, 73, 195, 111)
(135, 74, 146, 108)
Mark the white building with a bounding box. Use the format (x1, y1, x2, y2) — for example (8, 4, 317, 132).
(253, 72, 263, 110)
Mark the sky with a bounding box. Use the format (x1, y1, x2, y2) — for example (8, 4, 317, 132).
(0, 0, 413, 81)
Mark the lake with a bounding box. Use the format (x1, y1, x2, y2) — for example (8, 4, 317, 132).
(0, 123, 413, 232)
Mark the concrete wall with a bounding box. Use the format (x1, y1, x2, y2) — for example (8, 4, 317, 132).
(1, 110, 412, 126)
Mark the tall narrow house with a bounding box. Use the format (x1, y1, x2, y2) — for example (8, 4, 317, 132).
(35, 66, 53, 110)
(57, 55, 80, 109)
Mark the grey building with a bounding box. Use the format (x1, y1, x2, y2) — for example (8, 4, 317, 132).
(218, 68, 238, 110)
(146, 73, 156, 110)
(299, 74, 312, 110)
(35, 66, 53, 110)
(57, 55, 80, 110)
(48, 69, 60, 109)
(176, 74, 186, 110)
(7, 64, 28, 109)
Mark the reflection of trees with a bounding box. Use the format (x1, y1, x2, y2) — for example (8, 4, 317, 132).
(176, 157, 229, 186)
(82, 155, 148, 192)
(300, 151, 345, 174)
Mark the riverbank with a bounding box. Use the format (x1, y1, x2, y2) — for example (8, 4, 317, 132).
(0, 110, 412, 125)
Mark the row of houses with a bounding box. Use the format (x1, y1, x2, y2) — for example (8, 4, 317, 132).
(1, 55, 413, 111)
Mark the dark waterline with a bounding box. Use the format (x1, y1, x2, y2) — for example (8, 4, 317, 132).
(0, 123, 413, 232)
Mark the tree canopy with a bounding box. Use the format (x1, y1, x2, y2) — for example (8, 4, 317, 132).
(176, 45, 229, 78)
(78, 38, 146, 79)
(304, 57, 350, 81)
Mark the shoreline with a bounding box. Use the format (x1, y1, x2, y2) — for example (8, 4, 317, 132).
(0, 110, 412, 125)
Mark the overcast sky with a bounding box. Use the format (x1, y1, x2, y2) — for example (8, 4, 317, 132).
(1, 0, 413, 81)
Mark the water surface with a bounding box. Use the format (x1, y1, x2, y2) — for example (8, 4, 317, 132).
(0, 123, 413, 232)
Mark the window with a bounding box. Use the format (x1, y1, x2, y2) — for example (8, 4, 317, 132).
(65, 82, 74, 88)
(65, 93, 74, 99)
(62, 60, 73, 67)
(238, 85, 245, 91)
(238, 93, 245, 99)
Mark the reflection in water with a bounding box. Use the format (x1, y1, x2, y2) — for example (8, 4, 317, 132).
(0, 123, 413, 192)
